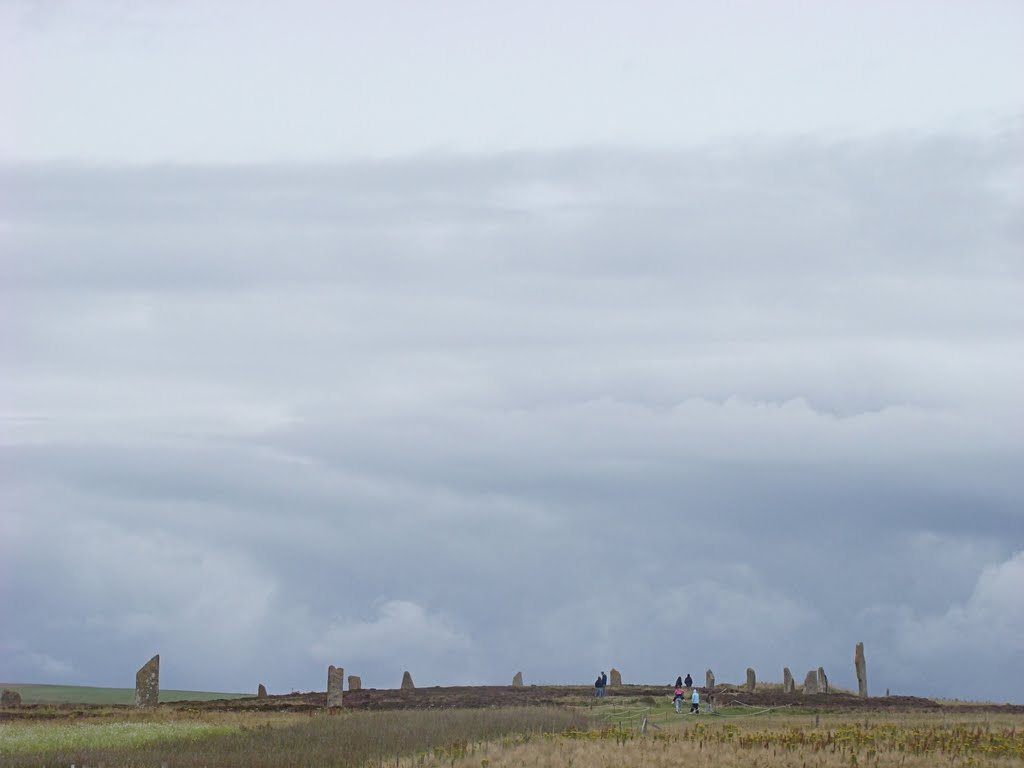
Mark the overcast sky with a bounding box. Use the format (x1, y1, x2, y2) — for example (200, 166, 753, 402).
(1, 1, 1022, 703)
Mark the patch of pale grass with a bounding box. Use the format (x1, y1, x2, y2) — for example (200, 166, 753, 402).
(0, 720, 234, 756)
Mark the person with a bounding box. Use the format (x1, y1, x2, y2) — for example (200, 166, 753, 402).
(601, 671, 608, 690)
(675, 676, 683, 688)
(684, 673, 692, 688)
(690, 686, 700, 714)
(595, 672, 606, 698)
(673, 684, 684, 713)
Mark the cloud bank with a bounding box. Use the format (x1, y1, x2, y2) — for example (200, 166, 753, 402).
(1, 130, 1022, 701)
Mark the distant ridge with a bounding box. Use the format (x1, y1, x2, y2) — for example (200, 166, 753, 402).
(0, 683, 248, 705)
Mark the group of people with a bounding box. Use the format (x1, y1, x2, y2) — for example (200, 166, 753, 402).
(672, 674, 701, 714)
(593, 670, 712, 714)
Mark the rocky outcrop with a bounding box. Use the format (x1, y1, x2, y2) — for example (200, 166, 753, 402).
(135, 654, 160, 708)
(401, 671, 415, 690)
(0, 689, 22, 708)
(349, 675, 362, 691)
(609, 668, 622, 686)
(783, 667, 794, 694)
(512, 672, 523, 687)
(818, 666, 829, 694)
(746, 667, 756, 692)
(257, 683, 268, 699)
(705, 669, 715, 690)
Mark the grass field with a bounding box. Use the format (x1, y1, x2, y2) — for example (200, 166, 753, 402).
(0, 706, 587, 767)
(0, 683, 248, 705)
(2, 691, 1022, 768)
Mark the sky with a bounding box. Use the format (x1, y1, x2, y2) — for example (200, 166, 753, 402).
(1, 1, 1022, 703)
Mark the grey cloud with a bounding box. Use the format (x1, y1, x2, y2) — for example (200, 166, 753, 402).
(1, 131, 1022, 699)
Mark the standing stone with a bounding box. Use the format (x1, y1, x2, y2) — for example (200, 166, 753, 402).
(134, 654, 160, 708)
(609, 668, 622, 687)
(803, 670, 819, 695)
(401, 671, 415, 690)
(783, 668, 794, 694)
(855, 642, 868, 698)
(746, 667, 756, 692)
(705, 669, 715, 691)
(257, 683, 268, 699)
(512, 671, 523, 687)
(817, 667, 829, 694)
(348, 675, 362, 691)
(327, 665, 344, 707)
(1, 689, 22, 708)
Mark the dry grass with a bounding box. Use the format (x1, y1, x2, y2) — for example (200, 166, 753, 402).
(415, 711, 1024, 768)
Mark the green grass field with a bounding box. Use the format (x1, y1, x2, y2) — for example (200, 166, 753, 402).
(0, 706, 588, 766)
(0, 683, 249, 705)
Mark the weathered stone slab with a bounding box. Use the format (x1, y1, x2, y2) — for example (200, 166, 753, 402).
(803, 670, 818, 695)
(855, 642, 867, 697)
(348, 675, 362, 691)
(135, 654, 160, 708)
(609, 668, 621, 686)
(746, 667, 756, 692)
(1, 689, 22, 708)
(783, 667, 794, 694)
(327, 665, 344, 707)
(818, 666, 829, 694)
(401, 671, 415, 690)
(705, 669, 715, 690)
(512, 671, 523, 687)
(258, 683, 268, 699)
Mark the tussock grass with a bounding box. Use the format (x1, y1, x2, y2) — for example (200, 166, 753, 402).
(0, 706, 587, 768)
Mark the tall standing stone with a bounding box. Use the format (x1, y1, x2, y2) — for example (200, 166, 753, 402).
(512, 671, 524, 687)
(817, 667, 829, 694)
(783, 668, 794, 694)
(746, 667, 756, 692)
(855, 642, 868, 698)
(609, 668, 622, 686)
(705, 669, 715, 691)
(1, 689, 22, 708)
(401, 671, 415, 690)
(257, 683, 268, 699)
(348, 675, 362, 691)
(803, 670, 818, 695)
(135, 654, 160, 708)
(327, 665, 344, 707)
